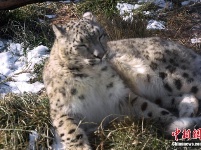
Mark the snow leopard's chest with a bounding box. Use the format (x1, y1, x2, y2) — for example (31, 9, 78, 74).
(63, 61, 130, 124)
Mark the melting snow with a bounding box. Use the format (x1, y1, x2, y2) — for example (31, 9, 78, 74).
(116, 3, 142, 21)
(191, 38, 201, 44)
(147, 20, 166, 30)
(0, 40, 49, 96)
(29, 131, 39, 150)
(45, 14, 57, 19)
(116, 1, 166, 29)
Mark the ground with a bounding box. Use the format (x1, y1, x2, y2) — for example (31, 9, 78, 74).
(0, 0, 200, 149)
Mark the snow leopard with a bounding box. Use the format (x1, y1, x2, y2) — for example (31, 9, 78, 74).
(43, 12, 201, 149)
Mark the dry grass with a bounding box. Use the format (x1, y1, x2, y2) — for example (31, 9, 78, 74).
(0, 93, 53, 149)
(0, 2, 61, 49)
(0, 94, 171, 149)
(96, 14, 149, 41)
(77, 0, 153, 40)
(154, 3, 201, 53)
(89, 117, 172, 150)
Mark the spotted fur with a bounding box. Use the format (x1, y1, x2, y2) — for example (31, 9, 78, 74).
(107, 37, 201, 133)
(43, 13, 184, 149)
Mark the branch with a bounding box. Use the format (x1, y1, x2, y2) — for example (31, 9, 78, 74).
(0, 0, 61, 10)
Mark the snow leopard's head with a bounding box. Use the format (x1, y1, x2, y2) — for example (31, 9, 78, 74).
(53, 12, 108, 59)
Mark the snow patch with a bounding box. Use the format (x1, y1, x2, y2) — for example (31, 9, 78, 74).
(1, 81, 44, 95)
(27, 45, 49, 70)
(116, 3, 140, 21)
(45, 15, 56, 19)
(12, 73, 36, 82)
(191, 38, 201, 44)
(147, 20, 166, 30)
(29, 131, 39, 150)
(116, 3, 145, 21)
(117, 2, 166, 30)
(0, 41, 49, 96)
(8, 43, 24, 55)
(0, 51, 19, 75)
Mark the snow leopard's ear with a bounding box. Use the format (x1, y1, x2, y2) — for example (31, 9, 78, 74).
(52, 24, 66, 38)
(83, 12, 96, 22)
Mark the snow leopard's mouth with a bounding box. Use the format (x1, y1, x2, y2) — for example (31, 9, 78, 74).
(94, 53, 105, 60)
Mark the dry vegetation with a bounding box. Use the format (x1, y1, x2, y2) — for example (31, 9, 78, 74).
(159, 3, 201, 53)
(0, 0, 200, 149)
(0, 93, 52, 149)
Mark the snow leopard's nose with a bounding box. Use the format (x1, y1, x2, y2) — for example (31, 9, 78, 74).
(93, 49, 105, 59)
(93, 46, 106, 59)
